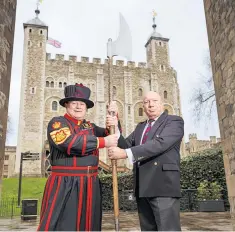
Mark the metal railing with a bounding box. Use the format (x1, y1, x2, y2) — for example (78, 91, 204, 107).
(0, 198, 42, 218)
(0, 189, 229, 218)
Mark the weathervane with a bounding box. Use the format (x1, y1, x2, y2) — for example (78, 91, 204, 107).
(152, 10, 157, 31)
(35, 0, 43, 17)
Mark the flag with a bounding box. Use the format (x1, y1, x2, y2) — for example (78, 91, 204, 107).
(47, 37, 62, 48)
(107, 13, 132, 61)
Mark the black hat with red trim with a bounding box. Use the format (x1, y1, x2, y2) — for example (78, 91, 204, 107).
(59, 83, 94, 109)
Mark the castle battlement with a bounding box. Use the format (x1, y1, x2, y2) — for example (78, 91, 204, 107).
(46, 53, 148, 68)
(189, 133, 197, 139)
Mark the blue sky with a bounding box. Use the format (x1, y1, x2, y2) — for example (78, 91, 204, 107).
(6, 0, 220, 145)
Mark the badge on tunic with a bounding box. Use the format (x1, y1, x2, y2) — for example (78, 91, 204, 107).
(52, 121, 61, 129)
(50, 127, 71, 144)
(83, 123, 92, 129)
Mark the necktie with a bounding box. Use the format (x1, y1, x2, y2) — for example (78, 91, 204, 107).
(141, 119, 154, 144)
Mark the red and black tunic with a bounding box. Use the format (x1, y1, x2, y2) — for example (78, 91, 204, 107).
(37, 113, 112, 231)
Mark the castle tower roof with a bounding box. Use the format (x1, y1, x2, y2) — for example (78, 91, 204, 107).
(24, 8, 47, 28)
(145, 11, 169, 47)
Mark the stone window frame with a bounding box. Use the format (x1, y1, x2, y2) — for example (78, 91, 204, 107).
(3, 165, 8, 171)
(29, 28, 32, 33)
(160, 64, 166, 72)
(40, 30, 43, 35)
(30, 87, 36, 94)
(138, 88, 143, 97)
(164, 90, 168, 99)
(46, 77, 55, 88)
(138, 108, 143, 116)
(58, 78, 67, 89)
(156, 41, 163, 47)
(113, 86, 117, 97)
(28, 40, 31, 47)
(51, 100, 58, 112)
(163, 103, 174, 115)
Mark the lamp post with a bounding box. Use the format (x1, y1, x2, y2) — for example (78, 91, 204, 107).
(17, 151, 30, 207)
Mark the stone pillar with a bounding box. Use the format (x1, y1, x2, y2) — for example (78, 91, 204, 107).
(204, 0, 235, 228)
(150, 72, 159, 92)
(0, 0, 17, 195)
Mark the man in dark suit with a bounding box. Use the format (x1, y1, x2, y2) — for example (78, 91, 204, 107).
(108, 91, 184, 231)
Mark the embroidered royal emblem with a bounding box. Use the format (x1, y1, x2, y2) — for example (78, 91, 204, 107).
(83, 123, 92, 129)
(50, 127, 71, 144)
(52, 121, 61, 129)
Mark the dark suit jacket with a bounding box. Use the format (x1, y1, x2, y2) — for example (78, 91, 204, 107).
(123, 111, 184, 198)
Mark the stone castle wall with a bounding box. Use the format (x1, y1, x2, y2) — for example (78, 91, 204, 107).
(185, 133, 221, 156)
(42, 54, 181, 168)
(15, 16, 184, 174)
(0, 0, 17, 180)
(204, 0, 235, 227)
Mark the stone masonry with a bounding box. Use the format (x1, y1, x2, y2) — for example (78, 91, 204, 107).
(15, 11, 184, 175)
(0, 0, 17, 189)
(185, 133, 221, 156)
(204, 0, 235, 228)
(3, 146, 16, 178)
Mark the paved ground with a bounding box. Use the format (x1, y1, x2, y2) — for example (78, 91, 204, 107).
(0, 212, 233, 231)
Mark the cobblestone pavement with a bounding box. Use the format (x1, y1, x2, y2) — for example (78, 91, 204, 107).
(0, 212, 233, 231)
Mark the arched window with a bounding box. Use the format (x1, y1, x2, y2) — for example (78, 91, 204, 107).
(165, 109, 169, 114)
(138, 88, 143, 97)
(160, 65, 164, 71)
(164, 91, 167, 99)
(113, 86, 117, 96)
(29, 29, 32, 33)
(52, 101, 58, 111)
(32, 88, 35, 94)
(64, 82, 67, 88)
(40, 30, 43, 35)
(159, 41, 162, 46)
(59, 82, 62, 88)
(139, 108, 143, 116)
(46, 81, 49, 87)
(51, 81, 54, 88)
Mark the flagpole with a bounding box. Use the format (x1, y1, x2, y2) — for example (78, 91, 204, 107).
(107, 39, 119, 231)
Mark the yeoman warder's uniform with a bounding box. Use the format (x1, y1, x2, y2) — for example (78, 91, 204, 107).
(37, 84, 122, 231)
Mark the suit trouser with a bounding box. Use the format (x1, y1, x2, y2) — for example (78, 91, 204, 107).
(136, 196, 181, 231)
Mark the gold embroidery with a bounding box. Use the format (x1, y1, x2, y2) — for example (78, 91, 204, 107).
(83, 123, 92, 129)
(52, 121, 61, 129)
(50, 127, 71, 144)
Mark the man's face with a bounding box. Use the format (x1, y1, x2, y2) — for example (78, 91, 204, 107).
(65, 101, 87, 120)
(143, 92, 164, 119)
